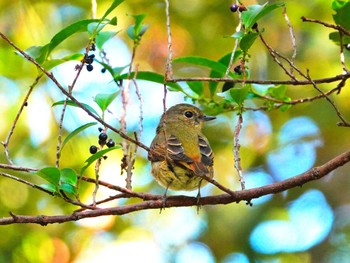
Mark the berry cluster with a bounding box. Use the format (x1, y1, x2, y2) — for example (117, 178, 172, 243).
(84, 54, 95, 72)
(89, 129, 116, 155)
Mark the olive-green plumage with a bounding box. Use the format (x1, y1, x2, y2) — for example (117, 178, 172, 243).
(148, 104, 215, 191)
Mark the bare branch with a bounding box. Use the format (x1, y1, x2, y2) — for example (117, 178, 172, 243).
(1, 149, 350, 225)
(166, 73, 350, 86)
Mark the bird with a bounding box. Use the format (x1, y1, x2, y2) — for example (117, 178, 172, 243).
(148, 103, 215, 192)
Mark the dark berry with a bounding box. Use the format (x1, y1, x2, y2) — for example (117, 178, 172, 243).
(230, 4, 238, 12)
(346, 44, 350, 50)
(99, 132, 108, 141)
(238, 5, 247, 12)
(89, 54, 95, 59)
(98, 139, 105, 146)
(85, 55, 94, 65)
(222, 82, 234, 92)
(89, 145, 98, 154)
(252, 23, 258, 30)
(106, 139, 115, 148)
(234, 65, 242, 75)
(86, 64, 93, 72)
(103, 155, 108, 160)
(101, 68, 106, 73)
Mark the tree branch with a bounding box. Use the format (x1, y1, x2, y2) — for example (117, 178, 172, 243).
(1, 149, 350, 225)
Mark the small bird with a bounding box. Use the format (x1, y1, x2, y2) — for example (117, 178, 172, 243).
(148, 103, 215, 192)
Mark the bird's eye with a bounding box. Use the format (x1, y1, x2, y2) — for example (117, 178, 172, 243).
(184, 111, 193, 118)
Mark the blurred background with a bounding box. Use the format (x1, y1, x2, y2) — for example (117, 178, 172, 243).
(1, 0, 350, 262)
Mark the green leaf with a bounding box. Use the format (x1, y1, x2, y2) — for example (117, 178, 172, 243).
(81, 145, 122, 175)
(268, 85, 287, 100)
(118, 71, 183, 92)
(39, 183, 58, 194)
(60, 168, 78, 185)
(101, 0, 124, 20)
(332, 1, 350, 30)
(36, 19, 101, 63)
(332, 0, 348, 10)
(94, 91, 120, 112)
(251, 83, 275, 95)
(42, 53, 84, 70)
(61, 122, 97, 151)
(174, 56, 231, 76)
(59, 183, 77, 195)
(229, 85, 251, 105)
(127, 14, 148, 40)
(280, 97, 292, 112)
(25, 46, 43, 58)
(329, 31, 350, 45)
(127, 14, 149, 42)
(109, 17, 118, 26)
(231, 31, 245, 39)
(242, 2, 285, 29)
(52, 100, 100, 117)
(240, 32, 260, 52)
(96, 31, 119, 50)
(87, 22, 107, 35)
(112, 65, 129, 79)
(36, 167, 61, 185)
(187, 82, 204, 96)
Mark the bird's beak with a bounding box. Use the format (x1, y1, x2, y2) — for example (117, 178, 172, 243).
(201, 115, 216, 122)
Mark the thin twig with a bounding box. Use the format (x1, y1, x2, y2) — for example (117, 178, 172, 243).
(301, 16, 350, 37)
(56, 44, 92, 168)
(339, 31, 348, 73)
(283, 6, 297, 72)
(233, 113, 245, 190)
(226, 0, 242, 77)
(259, 32, 297, 80)
(1, 74, 43, 164)
(164, 0, 173, 80)
(306, 70, 350, 127)
(0, 171, 54, 195)
(91, 0, 97, 19)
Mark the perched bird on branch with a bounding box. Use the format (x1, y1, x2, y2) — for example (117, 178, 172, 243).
(148, 104, 215, 192)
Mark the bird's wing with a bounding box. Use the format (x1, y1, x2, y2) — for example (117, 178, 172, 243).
(148, 134, 212, 177)
(148, 134, 193, 164)
(198, 135, 214, 166)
